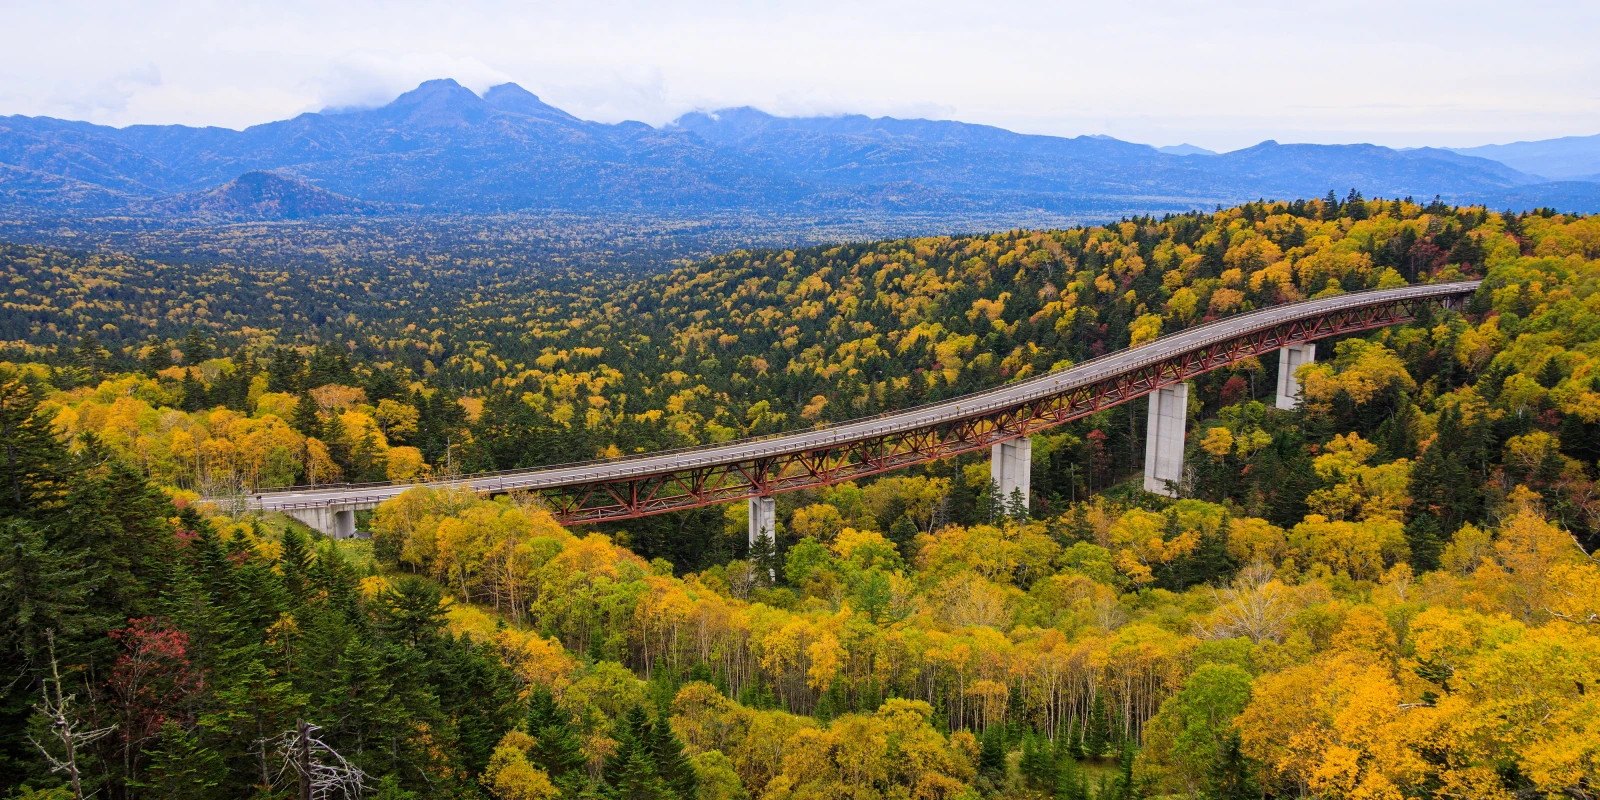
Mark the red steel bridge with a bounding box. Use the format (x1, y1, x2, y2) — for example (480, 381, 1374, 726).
(245, 280, 1479, 530)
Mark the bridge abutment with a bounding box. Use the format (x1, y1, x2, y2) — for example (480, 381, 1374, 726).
(990, 437, 1032, 511)
(1143, 383, 1189, 497)
(1275, 343, 1316, 410)
(284, 504, 365, 539)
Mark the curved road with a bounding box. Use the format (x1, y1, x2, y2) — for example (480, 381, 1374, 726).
(247, 280, 1480, 513)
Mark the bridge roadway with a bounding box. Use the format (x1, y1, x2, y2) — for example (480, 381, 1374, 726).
(243, 280, 1480, 523)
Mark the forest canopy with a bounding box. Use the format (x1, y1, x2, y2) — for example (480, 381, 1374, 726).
(3, 195, 1599, 799)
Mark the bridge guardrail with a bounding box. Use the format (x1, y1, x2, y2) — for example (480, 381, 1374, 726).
(239, 279, 1480, 506)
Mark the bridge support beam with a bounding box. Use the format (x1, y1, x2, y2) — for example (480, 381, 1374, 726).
(1143, 383, 1189, 497)
(748, 496, 776, 547)
(284, 505, 361, 539)
(991, 437, 1032, 511)
(1275, 343, 1316, 410)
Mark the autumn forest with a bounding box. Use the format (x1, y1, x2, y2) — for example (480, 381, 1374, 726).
(3, 194, 1599, 800)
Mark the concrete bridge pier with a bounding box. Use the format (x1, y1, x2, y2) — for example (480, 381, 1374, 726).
(991, 437, 1032, 510)
(1143, 383, 1190, 497)
(284, 504, 366, 539)
(748, 495, 776, 547)
(1275, 343, 1316, 410)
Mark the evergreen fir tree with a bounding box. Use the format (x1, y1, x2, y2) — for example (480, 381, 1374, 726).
(291, 391, 321, 437)
(528, 686, 588, 791)
(650, 704, 698, 800)
(135, 722, 227, 800)
(0, 518, 89, 674)
(181, 327, 213, 363)
(1202, 730, 1260, 800)
(179, 368, 207, 412)
(1409, 405, 1485, 535)
(1111, 742, 1140, 800)
(322, 409, 353, 475)
(308, 342, 355, 387)
(748, 530, 778, 586)
(267, 346, 305, 393)
(1404, 514, 1444, 573)
(978, 477, 1004, 524)
(1054, 754, 1089, 800)
(1006, 487, 1030, 521)
(978, 725, 1007, 786)
(144, 338, 173, 376)
(280, 527, 312, 601)
(605, 705, 671, 800)
(351, 425, 386, 482)
(1019, 732, 1054, 791)
(1321, 189, 1341, 220)
(74, 333, 108, 381)
(888, 515, 919, 554)
(0, 378, 71, 519)
(1083, 694, 1110, 760)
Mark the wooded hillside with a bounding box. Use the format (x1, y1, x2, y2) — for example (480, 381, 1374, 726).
(3, 197, 1599, 798)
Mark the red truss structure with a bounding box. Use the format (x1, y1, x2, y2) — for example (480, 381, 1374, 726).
(537, 286, 1472, 525)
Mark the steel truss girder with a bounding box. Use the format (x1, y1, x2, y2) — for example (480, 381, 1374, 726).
(534, 295, 1459, 524)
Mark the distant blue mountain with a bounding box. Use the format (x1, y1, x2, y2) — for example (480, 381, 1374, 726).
(2, 79, 1597, 217)
(1157, 144, 1216, 156)
(1448, 134, 1600, 181)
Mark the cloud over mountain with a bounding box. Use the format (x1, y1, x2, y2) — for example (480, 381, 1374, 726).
(2, 80, 1597, 218)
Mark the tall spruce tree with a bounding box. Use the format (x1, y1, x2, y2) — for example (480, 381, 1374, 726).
(604, 705, 671, 800)
(1083, 694, 1111, 760)
(978, 725, 1007, 787)
(1202, 730, 1259, 800)
(649, 705, 698, 800)
(291, 391, 321, 438)
(528, 686, 587, 792)
(1019, 732, 1054, 791)
(1054, 753, 1089, 800)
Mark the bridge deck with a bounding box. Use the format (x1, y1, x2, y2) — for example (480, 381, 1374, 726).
(244, 280, 1479, 517)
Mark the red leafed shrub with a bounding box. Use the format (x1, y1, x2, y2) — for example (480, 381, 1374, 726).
(107, 618, 204, 757)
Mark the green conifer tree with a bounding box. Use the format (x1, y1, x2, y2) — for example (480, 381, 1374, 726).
(1054, 754, 1088, 800)
(144, 338, 173, 376)
(1006, 487, 1030, 521)
(978, 725, 1007, 787)
(605, 705, 671, 800)
(268, 347, 305, 393)
(1111, 742, 1140, 800)
(135, 722, 227, 800)
(528, 686, 588, 793)
(181, 328, 213, 363)
(74, 333, 108, 382)
(1083, 694, 1110, 760)
(292, 391, 321, 438)
(650, 705, 698, 800)
(1019, 732, 1055, 791)
(1202, 730, 1260, 800)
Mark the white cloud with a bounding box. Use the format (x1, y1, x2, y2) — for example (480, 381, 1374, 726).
(308, 51, 513, 112)
(0, 0, 1595, 150)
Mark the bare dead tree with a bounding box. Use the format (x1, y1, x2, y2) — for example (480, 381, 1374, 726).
(1195, 562, 1292, 644)
(267, 720, 367, 800)
(29, 630, 115, 800)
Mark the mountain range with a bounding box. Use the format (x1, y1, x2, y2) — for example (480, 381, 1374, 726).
(3, 78, 1598, 219)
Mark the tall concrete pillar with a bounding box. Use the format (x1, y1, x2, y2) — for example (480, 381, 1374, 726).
(1143, 383, 1189, 497)
(1275, 343, 1316, 410)
(748, 495, 776, 547)
(991, 437, 1032, 509)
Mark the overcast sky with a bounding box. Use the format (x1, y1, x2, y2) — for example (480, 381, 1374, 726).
(3, 0, 1596, 152)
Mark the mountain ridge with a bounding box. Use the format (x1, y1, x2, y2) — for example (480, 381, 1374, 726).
(2, 78, 1598, 218)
